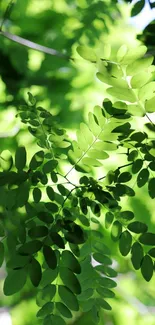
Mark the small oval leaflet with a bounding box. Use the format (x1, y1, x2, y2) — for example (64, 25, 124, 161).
(15, 146, 27, 171)
(43, 160, 58, 174)
(148, 248, 155, 258)
(77, 45, 96, 62)
(29, 151, 44, 170)
(139, 232, 155, 246)
(118, 172, 132, 183)
(59, 266, 81, 294)
(39, 268, 58, 288)
(0, 150, 13, 171)
(96, 287, 115, 298)
(96, 297, 112, 311)
(50, 231, 65, 249)
(97, 277, 117, 288)
(105, 212, 114, 229)
(141, 255, 154, 281)
(56, 302, 72, 318)
(119, 230, 132, 256)
(3, 269, 27, 295)
(111, 220, 122, 241)
(137, 168, 149, 188)
(43, 245, 57, 269)
(127, 221, 148, 233)
(131, 242, 144, 270)
(61, 250, 81, 274)
(18, 240, 42, 255)
(29, 257, 42, 287)
(148, 178, 155, 199)
(33, 187, 42, 203)
(28, 226, 48, 238)
(93, 253, 112, 265)
(132, 159, 143, 174)
(36, 302, 54, 318)
(58, 285, 79, 311)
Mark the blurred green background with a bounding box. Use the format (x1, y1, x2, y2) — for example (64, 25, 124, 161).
(0, 0, 155, 324)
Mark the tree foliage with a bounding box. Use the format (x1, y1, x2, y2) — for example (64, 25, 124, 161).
(0, 1, 155, 325)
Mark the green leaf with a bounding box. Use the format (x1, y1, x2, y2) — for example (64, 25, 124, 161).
(15, 147, 27, 171)
(105, 212, 114, 228)
(29, 257, 42, 287)
(50, 315, 66, 325)
(138, 82, 155, 101)
(77, 46, 96, 62)
(118, 172, 132, 183)
(33, 187, 42, 203)
(137, 168, 149, 187)
(141, 255, 153, 281)
(96, 298, 112, 310)
(97, 277, 117, 288)
(145, 96, 155, 113)
(59, 267, 81, 294)
(107, 87, 136, 102)
(28, 226, 48, 238)
(119, 230, 132, 256)
(131, 0, 145, 16)
(50, 232, 65, 249)
(148, 178, 155, 198)
(56, 302, 72, 318)
(43, 245, 57, 269)
(28, 92, 36, 105)
(117, 45, 128, 62)
(3, 269, 27, 295)
(29, 151, 44, 170)
(128, 221, 148, 233)
(131, 242, 143, 270)
(46, 186, 55, 201)
(61, 250, 81, 274)
(96, 287, 115, 298)
(37, 302, 54, 318)
(0, 241, 4, 267)
(0, 150, 13, 171)
(111, 221, 122, 241)
(45, 202, 59, 213)
(78, 288, 94, 301)
(43, 160, 58, 173)
(95, 265, 117, 277)
(130, 71, 151, 88)
(58, 285, 79, 311)
(126, 56, 153, 75)
(139, 232, 155, 246)
(132, 159, 143, 174)
(93, 253, 112, 265)
(40, 269, 58, 288)
(6, 254, 30, 269)
(37, 211, 54, 224)
(18, 240, 42, 255)
(148, 248, 155, 258)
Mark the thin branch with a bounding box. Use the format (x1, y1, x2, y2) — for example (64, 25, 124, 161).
(0, 0, 14, 31)
(146, 113, 155, 125)
(0, 30, 74, 60)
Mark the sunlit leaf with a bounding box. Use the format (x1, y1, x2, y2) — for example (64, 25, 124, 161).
(119, 230, 132, 256)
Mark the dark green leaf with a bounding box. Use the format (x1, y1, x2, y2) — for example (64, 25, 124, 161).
(29, 257, 42, 287)
(6, 254, 30, 269)
(105, 212, 114, 229)
(33, 187, 42, 203)
(29, 151, 44, 170)
(148, 162, 155, 171)
(28, 226, 48, 238)
(132, 159, 143, 174)
(131, 242, 143, 270)
(117, 210, 134, 223)
(95, 265, 117, 277)
(78, 288, 94, 301)
(119, 230, 132, 256)
(15, 147, 27, 171)
(58, 285, 79, 311)
(93, 253, 112, 265)
(45, 202, 59, 213)
(131, 0, 145, 17)
(18, 240, 42, 255)
(40, 269, 58, 288)
(128, 221, 148, 233)
(50, 232, 65, 249)
(37, 211, 54, 224)
(137, 168, 149, 187)
(46, 186, 55, 201)
(139, 232, 155, 246)
(148, 248, 155, 258)
(3, 269, 27, 295)
(61, 250, 81, 274)
(37, 302, 54, 318)
(43, 160, 58, 173)
(43, 245, 57, 269)
(148, 178, 155, 198)
(141, 255, 153, 281)
(28, 92, 36, 105)
(59, 267, 81, 294)
(111, 220, 122, 241)
(96, 298, 112, 310)
(118, 172, 132, 183)
(56, 302, 72, 318)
